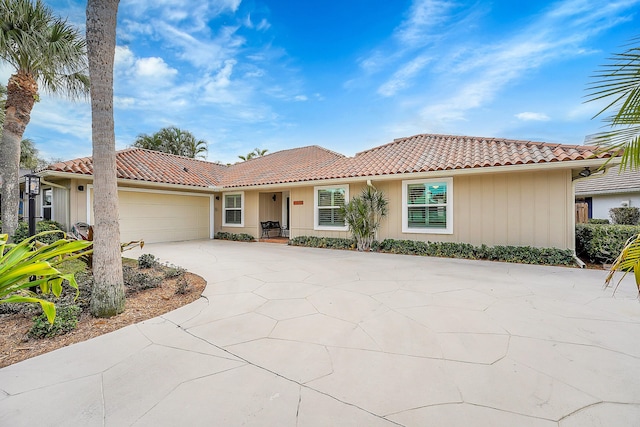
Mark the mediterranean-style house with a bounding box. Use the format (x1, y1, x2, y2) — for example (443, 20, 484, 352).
(575, 168, 640, 221)
(28, 133, 617, 250)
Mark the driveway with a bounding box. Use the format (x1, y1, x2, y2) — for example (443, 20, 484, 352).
(1, 240, 639, 426)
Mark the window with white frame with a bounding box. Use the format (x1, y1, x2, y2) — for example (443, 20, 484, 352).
(402, 178, 453, 234)
(314, 185, 349, 230)
(223, 192, 244, 226)
(42, 188, 53, 220)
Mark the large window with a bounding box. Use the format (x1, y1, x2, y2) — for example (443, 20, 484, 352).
(402, 178, 453, 234)
(223, 192, 244, 226)
(314, 185, 349, 230)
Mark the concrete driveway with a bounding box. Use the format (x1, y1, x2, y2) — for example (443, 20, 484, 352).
(1, 240, 640, 426)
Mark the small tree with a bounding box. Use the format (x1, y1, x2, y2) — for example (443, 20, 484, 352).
(340, 187, 388, 251)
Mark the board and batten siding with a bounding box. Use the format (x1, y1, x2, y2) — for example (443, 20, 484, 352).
(289, 169, 574, 250)
(215, 190, 260, 238)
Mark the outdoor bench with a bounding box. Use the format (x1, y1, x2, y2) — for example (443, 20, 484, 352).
(260, 221, 282, 238)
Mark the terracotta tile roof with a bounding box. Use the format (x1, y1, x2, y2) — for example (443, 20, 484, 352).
(311, 134, 612, 179)
(576, 168, 640, 195)
(46, 134, 618, 189)
(220, 145, 345, 187)
(46, 148, 227, 188)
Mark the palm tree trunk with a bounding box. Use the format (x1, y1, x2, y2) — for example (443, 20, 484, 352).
(0, 72, 37, 237)
(86, 0, 125, 317)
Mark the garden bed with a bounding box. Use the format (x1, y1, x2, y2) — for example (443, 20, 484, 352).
(0, 258, 206, 368)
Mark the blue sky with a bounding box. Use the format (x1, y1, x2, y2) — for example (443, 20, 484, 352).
(2, 0, 639, 164)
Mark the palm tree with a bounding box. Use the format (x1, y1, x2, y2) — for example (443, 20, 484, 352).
(86, 0, 125, 317)
(0, 0, 89, 237)
(238, 148, 268, 161)
(586, 37, 640, 170)
(253, 148, 269, 157)
(133, 126, 208, 159)
(587, 37, 640, 292)
(20, 138, 44, 170)
(340, 187, 388, 251)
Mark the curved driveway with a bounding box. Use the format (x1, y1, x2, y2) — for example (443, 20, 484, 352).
(1, 240, 640, 426)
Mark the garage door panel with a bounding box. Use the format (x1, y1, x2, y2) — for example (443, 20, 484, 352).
(92, 190, 211, 244)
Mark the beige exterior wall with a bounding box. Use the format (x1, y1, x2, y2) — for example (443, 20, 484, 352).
(290, 170, 575, 250)
(216, 190, 261, 238)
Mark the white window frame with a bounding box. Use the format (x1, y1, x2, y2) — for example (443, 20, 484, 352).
(223, 191, 244, 227)
(402, 177, 453, 234)
(41, 187, 53, 221)
(314, 184, 349, 231)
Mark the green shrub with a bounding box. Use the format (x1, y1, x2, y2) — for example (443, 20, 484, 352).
(175, 276, 189, 295)
(289, 236, 356, 250)
(575, 223, 640, 263)
(12, 220, 65, 244)
(588, 218, 610, 224)
(609, 207, 640, 225)
(291, 236, 575, 266)
(123, 266, 162, 294)
(215, 232, 255, 242)
(163, 263, 186, 279)
(137, 253, 158, 269)
(29, 304, 81, 339)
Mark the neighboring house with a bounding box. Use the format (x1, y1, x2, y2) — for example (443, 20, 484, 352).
(33, 133, 616, 250)
(575, 168, 640, 221)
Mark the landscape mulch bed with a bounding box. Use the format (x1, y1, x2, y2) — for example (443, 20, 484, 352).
(0, 271, 206, 369)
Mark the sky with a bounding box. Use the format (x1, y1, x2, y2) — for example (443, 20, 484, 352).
(2, 0, 639, 165)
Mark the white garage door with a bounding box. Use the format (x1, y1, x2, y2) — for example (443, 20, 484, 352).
(91, 189, 212, 244)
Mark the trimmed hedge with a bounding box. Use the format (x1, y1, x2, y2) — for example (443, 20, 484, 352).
(214, 232, 255, 242)
(609, 207, 640, 225)
(289, 236, 356, 250)
(290, 236, 575, 266)
(575, 223, 640, 264)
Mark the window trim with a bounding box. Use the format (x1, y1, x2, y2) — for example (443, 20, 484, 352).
(222, 191, 244, 227)
(314, 184, 349, 231)
(402, 177, 453, 234)
(41, 187, 53, 221)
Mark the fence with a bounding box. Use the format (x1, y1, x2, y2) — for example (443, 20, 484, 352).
(576, 202, 589, 224)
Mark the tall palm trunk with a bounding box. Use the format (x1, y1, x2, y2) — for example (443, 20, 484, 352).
(0, 71, 37, 237)
(86, 0, 124, 317)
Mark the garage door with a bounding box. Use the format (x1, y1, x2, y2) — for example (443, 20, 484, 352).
(117, 190, 211, 243)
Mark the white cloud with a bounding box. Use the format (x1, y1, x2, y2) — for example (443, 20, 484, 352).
(134, 57, 178, 80)
(294, 95, 308, 101)
(394, 0, 457, 47)
(516, 112, 550, 121)
(378, 55, 431, 97)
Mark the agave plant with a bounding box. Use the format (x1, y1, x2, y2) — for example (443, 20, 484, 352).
(0, 231, 93, 323)
(604, 234, 640, 295)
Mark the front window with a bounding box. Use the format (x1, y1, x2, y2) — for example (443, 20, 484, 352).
(223, 192, 244, 227)
(314, 185, 349, 230)
(402, 178, 453, 234)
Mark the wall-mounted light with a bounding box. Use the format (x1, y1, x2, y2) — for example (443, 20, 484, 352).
(215, 196, 220, 200)
(579, 167, 591, 178)
(272, 194, 277, 202)
(77, 185, 84, 192)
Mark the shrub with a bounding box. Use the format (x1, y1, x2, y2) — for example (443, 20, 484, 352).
(137, 253, 158, 269)
(291, 236, 575, 266)
(289, 236, 356, 250)
(609, 207, 640, 225)
(123, 266, 162, 294)
(12, 220, 65, 244)
(575, 223, 640, 264)
(340, 187, 388, 251)
(29, 304, 81, 339)
(175, 276, 189, 295)
(588, 218, 610, 224)
(215, 232, 255, 242)
(163, 263, 186, 279)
